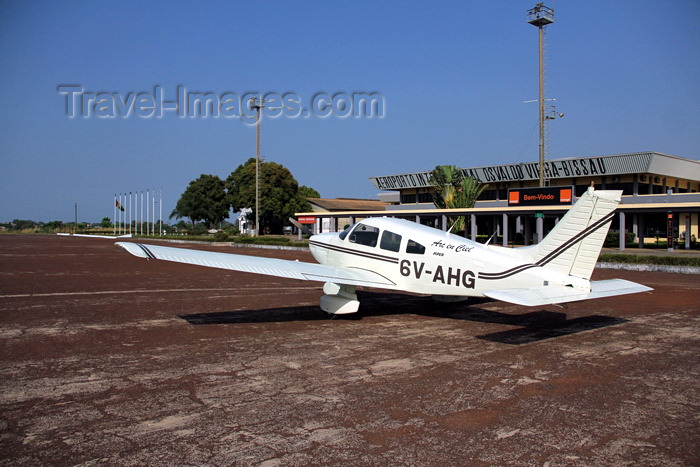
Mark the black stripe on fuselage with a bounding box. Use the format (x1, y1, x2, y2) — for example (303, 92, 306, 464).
(309, 240, 399, 264)
(478, 263, 539, 280)
(478, 211, 616, 281)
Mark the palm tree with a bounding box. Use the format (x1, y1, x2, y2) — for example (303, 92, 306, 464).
(429, 165, 488, 235)
(429, 165, 462, 210)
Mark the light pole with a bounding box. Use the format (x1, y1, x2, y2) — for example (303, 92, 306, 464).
(249, 97, 265, 236)
(528, 2, 554, 187)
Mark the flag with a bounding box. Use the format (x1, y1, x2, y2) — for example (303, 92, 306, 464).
(116, 200, 125, 212)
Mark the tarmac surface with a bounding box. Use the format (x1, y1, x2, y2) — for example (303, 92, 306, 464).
(1, 234, 698, 466)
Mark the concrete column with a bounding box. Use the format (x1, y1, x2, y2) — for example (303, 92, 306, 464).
(470, 214, 477, 242)
(638, 215, 645, 249)
(619, 211, 626, 251)
(415, 215, 420, 225)
(441, 215, 447, 231)
(685, 214, 691, 250)
(536, 216, 544, 243)
(502, 213, 508, 247)
(524, 217, 531, 246)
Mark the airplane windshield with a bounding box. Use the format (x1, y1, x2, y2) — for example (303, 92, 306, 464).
(348, 223, 379, 247)
(339, 223, 355, 240)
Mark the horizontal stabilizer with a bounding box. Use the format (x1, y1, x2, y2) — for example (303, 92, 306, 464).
(483, 279, 652, 307)
(116, 242, 396, 288)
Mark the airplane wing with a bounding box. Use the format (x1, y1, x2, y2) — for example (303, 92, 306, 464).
(483, 279, 652, 307)
(115, 242, 396, 288)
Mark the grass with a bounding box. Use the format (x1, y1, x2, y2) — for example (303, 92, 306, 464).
(598, 253, 700, 267)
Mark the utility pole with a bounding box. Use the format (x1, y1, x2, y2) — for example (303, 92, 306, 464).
(528, 3, 554, 187)
(249, 97, 265, 236)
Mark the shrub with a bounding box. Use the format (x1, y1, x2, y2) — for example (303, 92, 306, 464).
(604, 231, 636, 247)
(213, 231, 229, 242)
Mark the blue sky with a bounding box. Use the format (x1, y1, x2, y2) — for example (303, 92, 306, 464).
(1, 0, 698, 223)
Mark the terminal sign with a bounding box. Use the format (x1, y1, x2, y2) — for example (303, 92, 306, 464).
(508, 186, 574, 206)
(297, 216, 317, 224)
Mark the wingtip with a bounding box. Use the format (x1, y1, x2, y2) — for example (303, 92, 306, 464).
(115, 242, 149, 259)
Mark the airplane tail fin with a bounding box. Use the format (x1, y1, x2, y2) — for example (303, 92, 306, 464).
(517, 187, 621, 280)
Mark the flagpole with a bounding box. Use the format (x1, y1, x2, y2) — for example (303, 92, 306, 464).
(119, 193, 123, 235)
(121, 193, 124, 235)
(159, 187, 162, 236)
(113, 194, 116, 235)
(146, 189, 149, 236)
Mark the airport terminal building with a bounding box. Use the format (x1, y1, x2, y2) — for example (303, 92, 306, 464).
(299, 152, 700, 250)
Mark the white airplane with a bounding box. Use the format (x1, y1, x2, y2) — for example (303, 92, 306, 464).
(117, 187, 651, 315)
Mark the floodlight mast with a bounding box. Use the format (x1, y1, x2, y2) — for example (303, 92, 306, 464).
(528, 2, 554, 187)
(249, 97, 265, 236)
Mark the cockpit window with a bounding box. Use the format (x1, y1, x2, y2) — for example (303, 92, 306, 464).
(339, 223, 355, 241)
(380, 230, 402, 252)
(348, 223, 379, 247)
(406, 239, 425, 254)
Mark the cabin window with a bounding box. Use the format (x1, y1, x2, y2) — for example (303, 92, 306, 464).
(406, 239, 425, 255)
(380, 230, 402, 252)
(348, 223, 379, 247)
(339, 223, 355, 240)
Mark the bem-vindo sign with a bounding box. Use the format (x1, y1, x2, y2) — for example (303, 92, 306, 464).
(507, 186, 574, 206)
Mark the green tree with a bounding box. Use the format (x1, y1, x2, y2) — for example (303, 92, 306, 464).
(454, 176, 489, 210)
(226, 158, 314, 234)
(429, 165, 463, 210)
(170, 174, 228, 229)
(11, 219, 36, 231)
(100, 217, 112, 228)
(429, 165, 488, 234)
(39, 220, 63, 233)
(298, 185, 321, 199)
